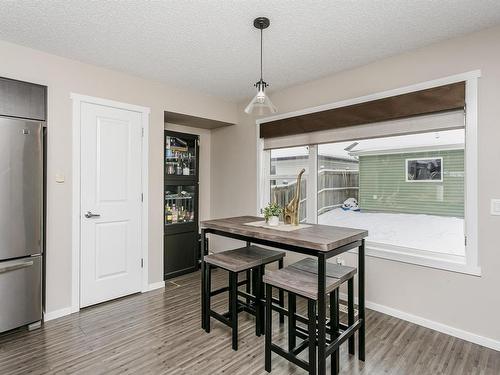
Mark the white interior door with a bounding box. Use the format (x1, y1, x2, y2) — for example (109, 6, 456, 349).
(80, 102, 143, 308)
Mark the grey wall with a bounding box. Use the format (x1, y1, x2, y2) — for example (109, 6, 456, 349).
(211, 25, 500, 346)
(0, 39, 238, 315)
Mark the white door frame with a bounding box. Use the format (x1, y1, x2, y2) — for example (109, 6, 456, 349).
(70, 93, 150, 313)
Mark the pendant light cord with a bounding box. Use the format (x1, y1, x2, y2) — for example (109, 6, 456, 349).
(260, 28, 263, 81)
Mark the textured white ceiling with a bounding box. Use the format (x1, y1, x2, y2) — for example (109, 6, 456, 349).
(1, 1, 500, 101)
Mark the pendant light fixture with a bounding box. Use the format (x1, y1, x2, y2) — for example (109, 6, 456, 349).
(244, 17, 277, 115)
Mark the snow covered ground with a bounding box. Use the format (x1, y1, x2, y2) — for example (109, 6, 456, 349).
(318, 208, 465, 256)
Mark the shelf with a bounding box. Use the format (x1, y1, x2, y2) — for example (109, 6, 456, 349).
(165, 221, 195, 226)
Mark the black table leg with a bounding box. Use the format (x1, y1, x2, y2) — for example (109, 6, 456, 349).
(317, 253, 327, 375)
(205, 264, 211, 333)
(330, 289, 339, 375)
(265, 283, 273, 372)
(348, 277, 355, 355)
(230, 271, 238, 351)
(288, 293, 296, 352)
(200, 229, 207, 330)
(278, 258, 285, 324)
(308, 299, 317, 375)
(358, 239, 365, 361)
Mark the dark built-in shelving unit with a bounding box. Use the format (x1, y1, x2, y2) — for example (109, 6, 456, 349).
(164, 130, 200, 280)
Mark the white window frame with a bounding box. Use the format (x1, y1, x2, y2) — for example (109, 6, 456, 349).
(256, 71, 481, 276)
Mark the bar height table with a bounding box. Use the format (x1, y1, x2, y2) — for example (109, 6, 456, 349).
(200, 216, 368, 375)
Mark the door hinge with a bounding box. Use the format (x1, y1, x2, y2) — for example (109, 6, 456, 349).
(464, 235, 467, 246)
(141, 258, 144, 268)
(141, 128, 144, 137)
(141, 193, 143, 202)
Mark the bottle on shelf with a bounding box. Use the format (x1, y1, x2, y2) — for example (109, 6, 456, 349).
(166, 204, 172, 224)
(172, 204, 178, 223)
(182, 154, 190, 175)
(176, 153, 183, 175)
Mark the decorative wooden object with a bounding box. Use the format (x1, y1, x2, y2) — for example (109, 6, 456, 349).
(284, 168, 305, 225)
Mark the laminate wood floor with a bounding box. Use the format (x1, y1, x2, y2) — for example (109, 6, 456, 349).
(0, 269, 498, 375)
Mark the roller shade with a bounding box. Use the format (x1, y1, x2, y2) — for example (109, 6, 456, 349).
(263, 109, 464, 150)
(260, 82, 465, 140)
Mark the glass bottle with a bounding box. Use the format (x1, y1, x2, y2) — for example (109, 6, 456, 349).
(176, 153, 183, 175)
(183, 154, 190, 175)
(172, 204, 178, 223)
(166, 204, 172, 224)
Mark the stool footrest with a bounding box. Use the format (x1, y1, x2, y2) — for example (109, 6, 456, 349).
(325, 319, 362, 357)
(271, 343, 310, 372)
(210, 279, 249, 297)
(291, 339, 310, 356)
(210, 310, 231, 328)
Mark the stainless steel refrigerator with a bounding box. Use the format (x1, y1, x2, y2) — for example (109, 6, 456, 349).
(0, 116, 43, 333)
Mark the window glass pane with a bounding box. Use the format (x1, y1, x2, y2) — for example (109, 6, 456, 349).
(317, 129, 465, 256)
(270, 146, 308, 222)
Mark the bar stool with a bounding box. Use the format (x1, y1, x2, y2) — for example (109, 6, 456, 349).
(203, 245, 285, 350)
(263, 258, 357, 375)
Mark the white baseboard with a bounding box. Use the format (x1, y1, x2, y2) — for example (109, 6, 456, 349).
(43, 306, 75, 322)
(45, 283, 165, 322)
(339, 292, 500, 352)
(147, 281, 165, 291)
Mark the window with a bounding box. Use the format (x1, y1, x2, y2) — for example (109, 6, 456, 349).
(317, 130, 465, 259)
(258, 74, 480, 276)
(269, 146, 309, 223)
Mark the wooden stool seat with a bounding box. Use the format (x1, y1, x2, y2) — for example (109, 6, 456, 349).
(290, 257, 357, 283)
(263, 262, 356, 300)
(204, 245, 285, 272)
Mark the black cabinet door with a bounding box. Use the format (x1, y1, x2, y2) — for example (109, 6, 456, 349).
(0, 77, 46, 120)
(164, 232, 199, 279)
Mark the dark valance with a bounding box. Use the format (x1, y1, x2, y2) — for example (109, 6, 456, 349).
(260, 82, 465, 139)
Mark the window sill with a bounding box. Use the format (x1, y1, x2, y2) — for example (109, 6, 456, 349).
(349, 241, 481, 277)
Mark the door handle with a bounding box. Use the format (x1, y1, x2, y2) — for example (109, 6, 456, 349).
(0, 260, 34, 274)
(84, 211, 101, 218)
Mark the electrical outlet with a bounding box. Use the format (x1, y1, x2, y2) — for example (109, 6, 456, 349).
(491, 199, 500, 216)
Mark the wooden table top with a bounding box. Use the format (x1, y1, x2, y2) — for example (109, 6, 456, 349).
(201, 216, 368, 252)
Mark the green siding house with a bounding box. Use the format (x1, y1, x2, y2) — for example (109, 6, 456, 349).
(358, 149, 464, 217)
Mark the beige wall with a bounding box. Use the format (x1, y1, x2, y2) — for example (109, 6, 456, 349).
(0, 40, 238, 314)
(211, 25, 500, 345)
(165, 123, 211, 222)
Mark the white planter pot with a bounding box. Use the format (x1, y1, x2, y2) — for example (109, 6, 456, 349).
(268, 216, 279, 226)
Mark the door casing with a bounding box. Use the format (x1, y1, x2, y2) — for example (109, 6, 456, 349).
(71, 94, 150, 313)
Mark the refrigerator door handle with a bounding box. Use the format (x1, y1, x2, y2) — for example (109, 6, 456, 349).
(0, 259, 34, 274)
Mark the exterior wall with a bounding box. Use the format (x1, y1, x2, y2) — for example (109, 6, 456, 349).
(359, 149, 464, 217)
(211, 25, 500, 346)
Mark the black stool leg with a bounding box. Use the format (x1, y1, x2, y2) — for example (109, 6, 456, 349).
(246, 269, 251, 305)
(278, 259, 285, 324)
(205, 264, 212, 333)
(308, 299, 317, 375)
(330, 290, 339, 375)
(230, 271, 238, 351)
(260, 265, 266, 335)
(348, 277, 355, 355)
(265, 283, 273, 372)
(254, 267, 262, 337)
(288, 293, 296, 352)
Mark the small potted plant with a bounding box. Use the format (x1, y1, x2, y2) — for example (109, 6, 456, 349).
(263, 202, 282, 226)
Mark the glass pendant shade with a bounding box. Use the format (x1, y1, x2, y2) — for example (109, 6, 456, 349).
(244, 81, 277, 115)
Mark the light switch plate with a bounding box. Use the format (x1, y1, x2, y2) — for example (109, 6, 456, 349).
(491, 199, 500, 216)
